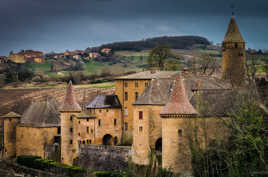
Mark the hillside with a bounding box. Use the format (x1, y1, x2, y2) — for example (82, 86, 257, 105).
(88, 36, 211, 52)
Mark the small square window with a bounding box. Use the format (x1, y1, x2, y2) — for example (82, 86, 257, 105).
(70, 128, 73, 132)
(87, 118, 89, 122)
(135, 82, 139, 88)
(78, 133, 80, 136)
(86, 127, 89, 133)
(99, 109, 102, 113)
(124, 82, 128, 87)
(114, 119, 117, 126)
(91, 129, 93, 134)
(106, 109, 109, 112)
(135, 92, 139, 101)
(70, 140, 73, 144)
(70, 116, 73, 121)
(139, 126, 143, 132)
(178, 129, 183, 136)
(98, 119, 101, 127)
(57, 127, 61, 134)
(124, 92, 128, 101)
(78, 121, 80, 124)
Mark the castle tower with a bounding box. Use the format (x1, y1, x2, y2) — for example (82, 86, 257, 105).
(60, 81, 82, 165)
(160, 74, 198, 174)
(0, 112, 21, 158)
(222, 16, 246, 86)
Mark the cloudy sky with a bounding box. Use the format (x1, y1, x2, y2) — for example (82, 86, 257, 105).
(0, 0, 268, 55)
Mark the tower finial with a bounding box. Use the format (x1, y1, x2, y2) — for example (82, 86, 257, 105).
(230, 4, 235, 16)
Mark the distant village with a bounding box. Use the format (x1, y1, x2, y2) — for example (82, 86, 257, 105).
(0, 48, 113, 64)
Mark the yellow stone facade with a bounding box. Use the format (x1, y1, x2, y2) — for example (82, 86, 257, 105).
(115, 79, 150, 143)
(16, 126, 59, 158)
(132, 105, 163, 165)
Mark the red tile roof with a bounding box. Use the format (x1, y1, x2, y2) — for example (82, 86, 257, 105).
(60, 81, 82, 112)
(160, 73, 198, 117)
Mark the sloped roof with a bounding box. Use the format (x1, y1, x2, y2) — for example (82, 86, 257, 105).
(115, 71, 178, 80)
(134, 79, 173, 105)
(20, 99, 60, 127)
(1, 112, 21, 118)
(134, 73, 231, 106)
(190, 90, 234, 117)
(60, 81, 82, 112)
(160, 74, 198, 116)
(86, 95, 121, 109)
(223, 16, 244, 43)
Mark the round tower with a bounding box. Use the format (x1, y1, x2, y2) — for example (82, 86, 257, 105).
(222, 16, 246, 86)
(160, 74, 198, 174)
(60, 81, 82, 165)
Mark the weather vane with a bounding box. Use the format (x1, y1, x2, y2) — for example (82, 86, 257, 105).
(230, 4, 236, 16)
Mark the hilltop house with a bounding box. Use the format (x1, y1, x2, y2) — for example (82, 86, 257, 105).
(8, 50, 44, 63)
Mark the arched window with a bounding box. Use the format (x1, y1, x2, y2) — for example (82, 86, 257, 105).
(178, 129, 183, 136)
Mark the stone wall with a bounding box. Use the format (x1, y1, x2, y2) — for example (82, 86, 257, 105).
(76, 145, 131, 171)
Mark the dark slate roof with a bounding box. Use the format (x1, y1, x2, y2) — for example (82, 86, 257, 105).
(160, 74, 198, 116)
(20, 99, 60, 127)
(60, 81, 82, 112)
(134, 73, 231, 106)
(86, 95, 121, 109)
(190, 90, 234, 117)
(133, 79, 173, 105)
(115, 71, 178, 80)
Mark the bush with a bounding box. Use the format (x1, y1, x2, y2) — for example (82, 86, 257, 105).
(95, 171, 123, 177)
(16, 155, 85, 176)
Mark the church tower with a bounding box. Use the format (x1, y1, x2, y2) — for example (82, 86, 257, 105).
(222, 16, 246, 86)
(60, 81, 82, 165)
(160, 74, 198, 174)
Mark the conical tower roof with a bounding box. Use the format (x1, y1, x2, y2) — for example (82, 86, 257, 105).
(223, 16, 244, 43)
(160, 73, 198, 118)
(60, 81, 82, 112)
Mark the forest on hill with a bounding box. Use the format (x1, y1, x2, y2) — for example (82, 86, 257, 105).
(87, 36, 211, 52)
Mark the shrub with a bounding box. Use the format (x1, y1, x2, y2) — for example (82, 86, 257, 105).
(95, 171, 123, 177)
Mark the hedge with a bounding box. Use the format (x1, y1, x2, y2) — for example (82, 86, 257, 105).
(16, 155, 85, 175)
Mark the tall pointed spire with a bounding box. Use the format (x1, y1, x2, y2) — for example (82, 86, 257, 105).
(160, 74, 198, 118)
(60, 80, 82, 112)
(223, 16, 244, 43)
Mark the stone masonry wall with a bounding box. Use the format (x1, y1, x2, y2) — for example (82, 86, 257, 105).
(76, 145, 131, 171)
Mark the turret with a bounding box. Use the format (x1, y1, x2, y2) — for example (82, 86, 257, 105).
(160, 74, 198, 174)
(0, 112, 21, 158)
(60, 81, 81, 165)
(222, 16, 246, 86)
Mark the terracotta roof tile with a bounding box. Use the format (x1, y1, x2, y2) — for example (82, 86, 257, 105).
(160, 74, 198, 116)
(60, 81, 82, 112)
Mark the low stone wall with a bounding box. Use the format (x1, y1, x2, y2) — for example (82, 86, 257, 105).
(76, 145, 131, 172)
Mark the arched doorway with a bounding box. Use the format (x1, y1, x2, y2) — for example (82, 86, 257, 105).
(155, 138, 162, 152)
(102, 134, 113, 145)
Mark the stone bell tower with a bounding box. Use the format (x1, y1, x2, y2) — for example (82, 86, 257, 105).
(160, 73, 198, 174)
(60, 81, 82, 165)
(222, 15, 246, 86)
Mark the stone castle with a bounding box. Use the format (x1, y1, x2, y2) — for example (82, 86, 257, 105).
(0, 16, 246, 174)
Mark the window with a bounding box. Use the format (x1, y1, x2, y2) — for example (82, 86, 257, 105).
(57, 127, 61, 134)
(83, 140, 85, 144)
(139, 126, 143, 132)
(124, 107, 128, 116)
(70, 140, 73, 144)
(89, 140, 92, 144)
(98, 119, 101, 127)
(178, 129, 183, 136)
(78, 133, 80, 136)
(91, 129, 93, 134)
(145, 82, 149, 87)
(235, 43, 238, 48)
(114, 119, 117, 126)
(124, 122, 128, 131)
(135, 92, 139, 101)
(70, 116, 73, 121)
(239, 52, 244, 56)
(87, 140, 89, 144)
(70, 128, 73, 133)
(124, 92, 128, 101)
(135, 82, 139, 88)
(87, 118, 89, 122)
(86, 127, 89, 133)
(139, 111, 143, 120)
(106, 109, 109, 112)
(99, 109, 102, 113)
(78, 121, 80, 124)
(124, 82, 128, 87)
